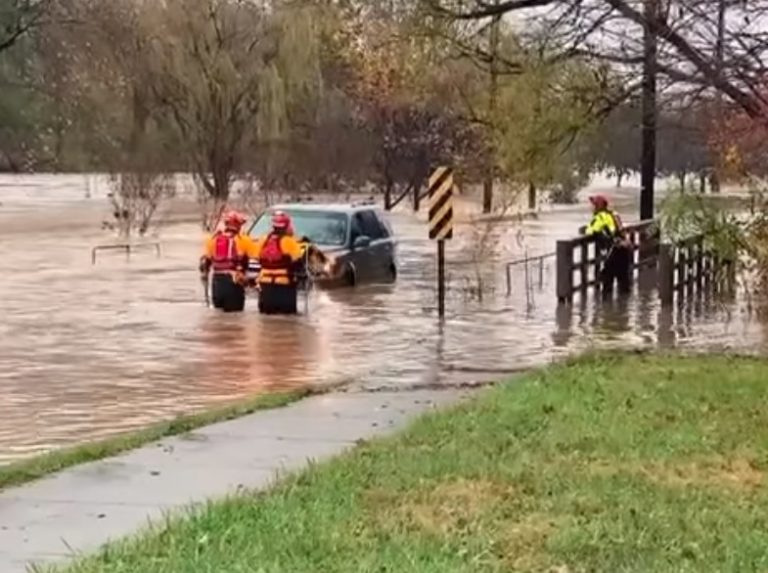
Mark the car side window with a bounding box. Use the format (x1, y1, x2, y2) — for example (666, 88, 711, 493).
(350, 213, 364, 242)
(358, 210, 385, 240)
(373, 211, 392, 238)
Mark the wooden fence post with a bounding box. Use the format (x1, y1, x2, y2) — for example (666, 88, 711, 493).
(580, 242, 589, 295)
(685, 243, 695, 296)
(727, 259, 737, 291)
(557, 240, 574, 304)
(703, 253, 712, 291)
(658, 243, 674, 306)
(677, 245, 687, 298)
(695, 237, 704, 292)
(713, 254, 722, 293)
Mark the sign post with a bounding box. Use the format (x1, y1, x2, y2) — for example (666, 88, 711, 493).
(428, 166, 454, 319)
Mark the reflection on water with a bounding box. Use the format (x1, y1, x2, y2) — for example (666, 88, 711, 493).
(0, 175, 766, 463)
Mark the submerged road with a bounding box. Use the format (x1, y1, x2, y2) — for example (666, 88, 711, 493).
(0, 174, 765, 463)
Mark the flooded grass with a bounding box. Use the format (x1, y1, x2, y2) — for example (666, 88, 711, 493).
(52, 352, 768, 573)
(0, 390, 309, 492)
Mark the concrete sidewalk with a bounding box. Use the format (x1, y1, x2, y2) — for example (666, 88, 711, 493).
(0, 390, 469, 572)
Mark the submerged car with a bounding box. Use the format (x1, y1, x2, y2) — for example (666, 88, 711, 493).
(246, 202, 398, 287)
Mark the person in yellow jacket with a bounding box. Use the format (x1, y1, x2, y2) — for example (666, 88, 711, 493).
(583, 195, 632, 296)
(199, 211, 256, 312)
(250, 211, 305, 314)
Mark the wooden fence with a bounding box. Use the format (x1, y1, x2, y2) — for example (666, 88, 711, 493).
(657, 237, 734, 305)
(556, 220, 657, 303)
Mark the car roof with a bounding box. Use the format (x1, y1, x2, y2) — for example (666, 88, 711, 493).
(263, 202, 381, 215)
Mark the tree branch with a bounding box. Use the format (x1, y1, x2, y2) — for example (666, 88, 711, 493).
(426, 0, 555, 20)
(602, 0, 767, 120)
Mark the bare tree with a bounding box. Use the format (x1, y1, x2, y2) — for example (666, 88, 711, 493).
(464, 187, 526, 301)
(103, 173, 176, 238)
(424, 0, 768, 125)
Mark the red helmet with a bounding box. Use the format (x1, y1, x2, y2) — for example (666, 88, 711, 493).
(271, 210, 292, 231)
(589, 194, 609, 209)
(224, 210, 246, 230)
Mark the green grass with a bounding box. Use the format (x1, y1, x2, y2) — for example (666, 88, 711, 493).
(0, 390, 309, 492)
(57, 353, 768, 573)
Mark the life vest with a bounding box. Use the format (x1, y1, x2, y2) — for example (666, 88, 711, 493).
(611, 210, 625, 234)
(259, 234, 292, 270)
(211, 232, 241, 272)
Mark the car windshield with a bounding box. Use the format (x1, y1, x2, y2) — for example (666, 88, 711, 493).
(249, 210, 348, 246)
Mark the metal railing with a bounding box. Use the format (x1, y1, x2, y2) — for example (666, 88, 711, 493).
(505, 252, 555, 296)
(556, 220, 657, 303)
(91, 242, 162, 265)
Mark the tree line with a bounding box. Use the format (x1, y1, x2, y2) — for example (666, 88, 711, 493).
(1, 0, 763, 217)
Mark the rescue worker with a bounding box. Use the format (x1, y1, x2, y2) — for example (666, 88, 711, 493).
(251, 211, 305, 314)
(199, 211, 253, 312)
(583, 194, 632, 296)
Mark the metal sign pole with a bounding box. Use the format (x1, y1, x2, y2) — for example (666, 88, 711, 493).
(437, 240, 446, 318)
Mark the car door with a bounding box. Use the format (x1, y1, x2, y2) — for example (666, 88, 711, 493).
(349, 212, 374, 282)
(356, 209, 390, 281)
(372, 209, 396, 277)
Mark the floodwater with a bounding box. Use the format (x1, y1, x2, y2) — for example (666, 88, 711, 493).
(0, 174, 765, 463)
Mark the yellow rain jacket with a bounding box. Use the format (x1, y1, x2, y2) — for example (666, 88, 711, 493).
(585, 210, 620, 238)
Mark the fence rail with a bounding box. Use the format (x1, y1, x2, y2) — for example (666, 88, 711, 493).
(556, 220, 657, 303)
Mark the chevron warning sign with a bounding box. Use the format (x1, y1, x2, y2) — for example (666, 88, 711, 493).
(428, 166, 454, 241)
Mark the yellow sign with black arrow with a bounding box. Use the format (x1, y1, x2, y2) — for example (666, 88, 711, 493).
(428, 166, 454, 241)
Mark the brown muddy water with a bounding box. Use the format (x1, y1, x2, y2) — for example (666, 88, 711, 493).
(0, 174, 765, 463)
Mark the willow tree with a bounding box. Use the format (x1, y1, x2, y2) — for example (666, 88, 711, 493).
(144, 0, 323, 214)
(0, 31, 40, 171)
(0, 0, 54, 169)
(245, 4, 331, 197)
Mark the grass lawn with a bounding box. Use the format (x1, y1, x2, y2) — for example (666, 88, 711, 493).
(57, 353, 768, 573)
(1, 390, 308, 492)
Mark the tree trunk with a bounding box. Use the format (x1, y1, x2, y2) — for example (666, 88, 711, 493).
(640, 0, 658, 221)
(483, 2, 501, 214)
(699, 173, 706, 194)
(709, 172, 720, 194)
(482, 178, 493, 213)
(210, 145, 231, 201)
(212, 167, 230, 201)
(384, 177, 393, 210)
(528, 181, 536, 210)
(616, 171, 624, 188)
(677, 171, 686, 190)
(710, 0, 726, 195)
(129, 90, 149, 157)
